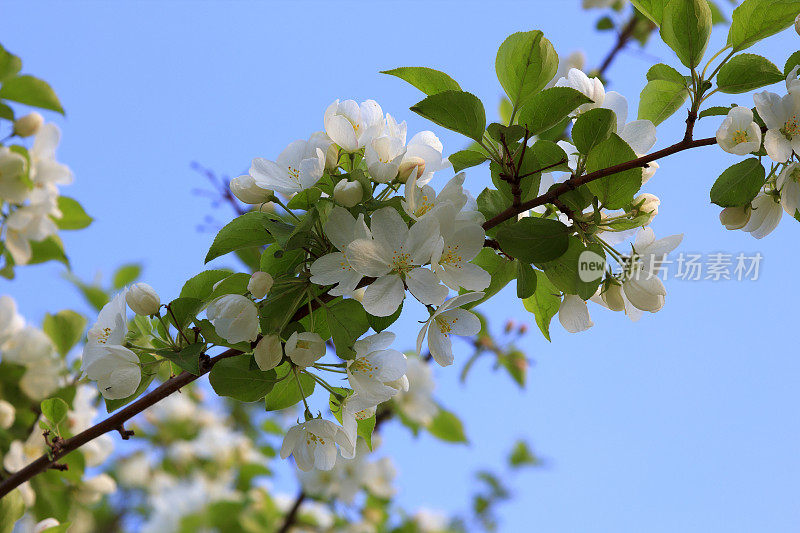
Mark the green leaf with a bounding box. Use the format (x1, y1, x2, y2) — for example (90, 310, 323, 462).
(428, 407, 468, 443)
(28, 235, 68, 266)
(410, 90, 487, 141)
(727, 0, 800, 52)
(710, 158, 766, 207)
(206, 272, 250, 301)
(585, 133, 643, 209)
(209, 356, 278, 402)
(286, 188, 321, 210)
(572, 108, 617, 154)
(476, 188, 511, 235)
(462, 248, 517, 309)
(165, 297, 203, 330)
(259, 282, 307, 333)
(449, 149, 489, 173)
(53, 196, 93, 230)
(517, 87, 592, 135)
(260, 247, 304, 278)
(496, 217, 571, 263)
(180, 269, 231, 300)
(509, 440, 540, 468)
(0, 102, 13, 121)
(264, 363, 315, 410)
(205, 212, 291, 263)
(717, 53, 784, 93)
(516, 261, 538, 299)
(0, 489, 25, 533)
(154, 343, 204, 375)
(40, 397, 68, 427)
(646, 63, 687, 85)
(112, 263, 142, 289)
(42, 310, 86, 357)
(535, 239, 604, 299)
(784, 50, 800, 76)
(660, 0, 712, 68)
(699, 106, 731, 119)
(631, 0, 669, 25)
(324, 299, 370, 359)
(0, 75, 63, 114)
(381, 67, 461, 95)
(638, 79, 690, 126)
(495, 30, 559, 111)
(0, 45, 22, 82)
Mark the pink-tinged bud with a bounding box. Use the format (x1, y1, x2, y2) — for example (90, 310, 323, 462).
(397, 157, 426, 183)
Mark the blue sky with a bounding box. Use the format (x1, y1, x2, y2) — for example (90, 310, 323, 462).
(2, 1, 800, 531)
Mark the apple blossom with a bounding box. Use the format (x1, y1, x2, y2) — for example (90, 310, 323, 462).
(3, 326, 56, 365)
(777, 162, 800, 217)
(229, 174, 272, 204)
(13, 112, 44, 137)
(716, 106, 762, 155)
(398, 131, 449, 186)
(206, 294, 259, 344)
(753, 89, 800, 162)
(599, 283, 625, 312)
(0, 399, 14, 429)
(0, 294, 24, 344)
(633, 193, 660, 224)
(249, 139, 325, 195)
(393, 356, 437, 425)
(346, 332, 407, 405)
(0, 147, 29, 204)
(417, 292, 484, 367)
(247, 271, 274, 299)
(558, 294, 593, 333)
(601, 91, 657, 155)
(365, 133, 406, 183)
(333, 178, 363, 207)
(280, 418, 354, 471)
(720, 205, 751, 230)
(742, 192, 783, 239)
(308, 131, 340, 170)
(430, 204, 490, 291)
(285, 331, 326, 367)
(310, 207, 371, 296)
(77, 473, 117, 504)
(347, 207, 446, 316)
(126, 282, 160, 316)
(254, 333, 283, 371)
(324, 99, 384, 152)
(29, 123, 73, 188)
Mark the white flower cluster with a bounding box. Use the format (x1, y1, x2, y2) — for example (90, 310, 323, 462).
(0, 122, 72, 264)
(0, 294, 64, 399)
(714, 69, 800, 239)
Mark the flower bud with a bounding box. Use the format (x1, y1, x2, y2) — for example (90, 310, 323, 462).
(634, 193, 660, 224)
(333, 179, 363, 207)
(13, 112, 44, 137)
(601, 283, 625, 312)
(0, 399, 15, 429)
(230, 174, 273, 204)
(32, 519, 60, 533)
(206, 295, 259, 343)
(285, 331, 326, 367)
(719, 205, 751, 230)
(254, 334, 283, 371)
(247, 271, 274, 299)
(126, 283, 160, 316)
(397, 157, 426, 183)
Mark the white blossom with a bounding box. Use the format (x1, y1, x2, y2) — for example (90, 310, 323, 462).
(346, 332, 407, 405)
(753, 89, 800, 162)
(247, 271, 274, 299)
(229, 174, 272, 204)
(126, 282, 160, 316)
(776, 162, 800, 217)
(254, 333, 283, 371)
(742, 192, 782, 239)
(280, 418, 355, 471)
(348, 207, 446, 317)
(324, 99, 384, 152)
(333, 179, 363, 207)
(398, 131, 450, 186)
(716, 106, 762, 155)
(393, 356, 437, 425)
(310, 206, 371, 296)
(558, 294, 593, 333)
(0, 399, 15, 429)
(417, 292, 484, 367)
(555, 68, 604, 115)
(285, 331, 326, 367)
(720, 205, 751, 230)
(206, 294, 259, 344)
(249, 139, 325, 195)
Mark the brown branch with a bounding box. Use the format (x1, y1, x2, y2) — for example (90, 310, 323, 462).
(482, 134, 716, 231)
(597, 16, 641, 78)
(277, 491, 307, 533)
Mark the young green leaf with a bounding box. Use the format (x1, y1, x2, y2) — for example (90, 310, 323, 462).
(263, 363, 315, 410)
(638, 79, 689, 126)
(463, 248, 517, 309)
(495, 217, 571, 264)
(0, 75, 64, 114)
(515, 261, 538, 299)
(205, 212, 290, 263)
(727, 0, 800, 52)
(630, 0, 669, 25)
(40, 397, 69, 428)
(410, 90, 487, 141)
(495, 30, 559, 112)
(42, 310, 87, 357)
(523, 272, 561, 341)
(428, 406, 468, 443)
(585, 133, 643, 209)
(659, 0, 712, 69)
(646, 63, 687, 85)
(0, 44, 22, 82)
(517, 87, 592, 136)
(449, 149, 489, 173)
(54, 197, 93, 230)
(381, 67, 461, 95)
(710, 158, 766, 207)
(572, 108, 617, 154)
(112, 263, 142, 289)
(716, 54, 784, 93)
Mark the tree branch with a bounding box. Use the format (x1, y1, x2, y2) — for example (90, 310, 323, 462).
(277, 491, 307, 533)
